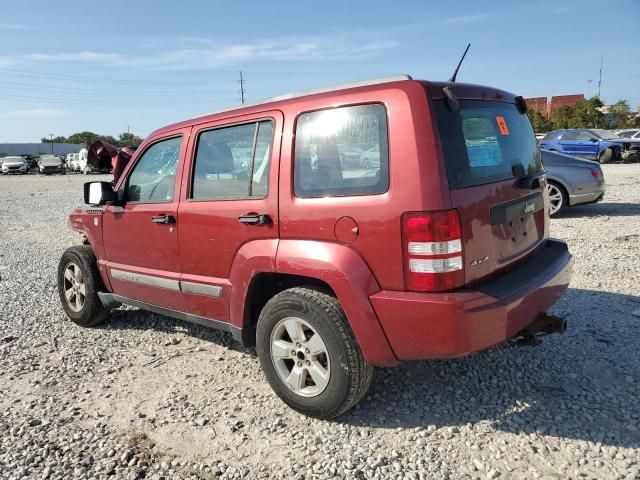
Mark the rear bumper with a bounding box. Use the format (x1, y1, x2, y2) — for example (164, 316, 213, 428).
(569, 190, 604, 206)
(371, 239, 572, 360)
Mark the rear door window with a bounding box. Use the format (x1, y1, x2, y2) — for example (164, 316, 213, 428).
(433, 100, 542, 189)
(191, 120, 273, 200)
(294, 104, 389, 198)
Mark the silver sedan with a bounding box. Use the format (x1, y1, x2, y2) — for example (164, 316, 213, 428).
(542, 150, 605, 216)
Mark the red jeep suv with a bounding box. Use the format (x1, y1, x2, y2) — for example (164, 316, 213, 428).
(58, 75, 572, 418)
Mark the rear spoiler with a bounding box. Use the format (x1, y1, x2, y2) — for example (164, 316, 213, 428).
(87, 140, 137, 183)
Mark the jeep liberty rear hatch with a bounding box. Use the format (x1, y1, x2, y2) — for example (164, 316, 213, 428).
(430, 87, 546, 286)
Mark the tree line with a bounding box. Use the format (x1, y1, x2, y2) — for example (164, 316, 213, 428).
(527, 97, 638, 133)
(41, 131, 144, 148)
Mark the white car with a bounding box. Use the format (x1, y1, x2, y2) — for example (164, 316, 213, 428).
(1, 156, 28, 175)
(615, 129, 640, 140)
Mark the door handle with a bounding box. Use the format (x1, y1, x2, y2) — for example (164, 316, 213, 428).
(151, 214, 175, 224)
(238, 213, 270, 225)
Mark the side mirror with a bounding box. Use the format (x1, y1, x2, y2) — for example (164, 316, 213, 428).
(84, 181, 117, 206)
(590, 138, 599, 142)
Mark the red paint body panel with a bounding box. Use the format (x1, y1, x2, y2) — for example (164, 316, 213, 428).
(176, 111, 283, 321)
(67, 77, 572, 368)
(275, 240, 398, 367)
(228, 239, 279, 327)
(371, 240, 572, 360)
(449, 177, 550, 285)
(68, 209, 112, 290)
(102, 127, 190, 310)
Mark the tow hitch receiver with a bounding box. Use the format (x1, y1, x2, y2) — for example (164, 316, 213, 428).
(514, 313, 567, 347)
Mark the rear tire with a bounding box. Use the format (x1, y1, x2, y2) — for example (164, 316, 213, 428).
(57, 246, 110, 327)
(547, 181, 567, 216)
(256, 287, 373, 419)
(598, 148, 613, 164)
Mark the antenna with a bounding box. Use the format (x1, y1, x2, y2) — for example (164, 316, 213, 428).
(239, 71, 246, 104)
(448, 43, 471, 83)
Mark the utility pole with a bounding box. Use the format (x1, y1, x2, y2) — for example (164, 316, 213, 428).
(597, 57, 603, 99)
(49, 133, 54, 154)
(239, 71, 246, 104)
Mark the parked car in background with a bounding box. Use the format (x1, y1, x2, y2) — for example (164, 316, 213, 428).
(615, 129, 640, 140)
(540, 128, 640, 163)
(359, 145, 380, 169)
(1, 156, 28, 175)
(542, 150, 604, 216)
(69, 153, 82, 172)
(57, 75, 572, 418)
(39, 155, 65, 175)
(24, 155, 38, 172)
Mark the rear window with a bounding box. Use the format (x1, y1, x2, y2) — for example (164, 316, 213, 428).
(434, 100, 542, 189)
(294, 104, 389, 198)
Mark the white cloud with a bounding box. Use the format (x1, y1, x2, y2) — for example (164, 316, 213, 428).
(2, 109, 70, 119)
(444, 14, 492, 24)
(0, 23, 26, 30)
(0, 33, 396, 71)
(23, 51, 125, 63)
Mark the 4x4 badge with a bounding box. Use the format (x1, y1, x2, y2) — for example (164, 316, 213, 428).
(470, 256, 489, 266)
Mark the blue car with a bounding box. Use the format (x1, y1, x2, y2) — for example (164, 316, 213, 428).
(540, 128, 639, 164)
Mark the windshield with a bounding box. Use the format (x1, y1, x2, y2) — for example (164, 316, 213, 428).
(40, 156, 60, 164)
(433, 100, 542, 189)
(591, 129, 620, 140)
(616, 130, 638, 139)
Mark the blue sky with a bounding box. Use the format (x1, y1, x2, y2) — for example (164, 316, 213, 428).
(1, 0, 638, 142)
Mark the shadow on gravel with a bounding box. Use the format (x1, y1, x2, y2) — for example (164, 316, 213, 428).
(101, 308, 257, 357)
(557, 202, 640, 218)
(96, 289, 639, 448)
(343, 288, 640, 449)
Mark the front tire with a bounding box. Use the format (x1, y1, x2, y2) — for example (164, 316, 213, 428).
(598, 148, 613, 164)
(256, 287, 373, 419)
(57, 246, 109, 327)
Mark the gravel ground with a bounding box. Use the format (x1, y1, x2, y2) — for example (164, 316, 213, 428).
(1, 167, 639, 480)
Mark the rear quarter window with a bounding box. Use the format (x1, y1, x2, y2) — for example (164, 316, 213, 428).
(434, 100, 542, 189)
(294, 104, 389, 198)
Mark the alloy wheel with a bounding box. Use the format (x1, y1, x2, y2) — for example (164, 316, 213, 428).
(547, 183, 563, 215)
(63, 262, 86, 312)
(270, 317, 331, 397)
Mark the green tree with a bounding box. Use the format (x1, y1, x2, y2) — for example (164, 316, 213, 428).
(550, 106, 574, 129)
(118, 132, 144, 147)
(527, 109, 552, 132)
(609, 99, 631, 128)
(40, 135, 67, 143)
(65, 131, 118, 147)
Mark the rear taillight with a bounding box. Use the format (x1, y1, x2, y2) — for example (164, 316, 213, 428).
(591, 168, 602, 180)
(402, 210, 464, 292)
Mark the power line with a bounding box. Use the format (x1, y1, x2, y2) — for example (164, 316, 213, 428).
(0, 80, 234, 96)
(1, 67, 237, 86)
(1, 92, 234, 106)
(0, 82, 235, 98)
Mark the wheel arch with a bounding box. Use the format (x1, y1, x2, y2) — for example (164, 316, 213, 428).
(546, 176, 570, 203)
(233, 239, 398, 367)
(276, 240, 397, 366)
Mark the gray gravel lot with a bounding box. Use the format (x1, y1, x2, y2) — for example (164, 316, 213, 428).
(1, 167, 639, 480)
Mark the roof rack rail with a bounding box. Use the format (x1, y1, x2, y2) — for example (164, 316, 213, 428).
(194, 74, 413, 120)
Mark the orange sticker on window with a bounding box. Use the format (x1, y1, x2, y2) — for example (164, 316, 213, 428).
(496, 116, 510, 135)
